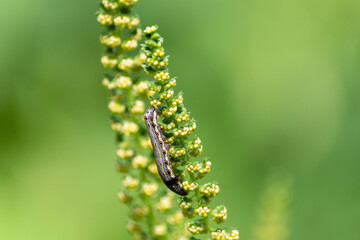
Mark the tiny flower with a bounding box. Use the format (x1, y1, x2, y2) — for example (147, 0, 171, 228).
(152, 48, 165, 59)
(114, 15, 130, 27)
(227, 230, 240, 240)
(190, 145, 203, 157)
(144, 25, 157, 34)
(97, 14, 113, 25)
(150, 99, 163, 107)
(161, 122, 175, 131)
(122, 39, 138, 50)
(212, 205, 228, 224)
(167, 211, 184, 225)
(131, 100, 145, 114)
(159, 89, 174, 100)
(118, 58, 134, 71)
(173, 121, 197, 137)
(108, 100, 125, 113)
(129, 17, 140, 28)
(102, 77, 111, 88)
(154, 71, 170, 82)
(116, 148, 134, 159)
(200, 183, 220, 197)
(211, 230, 228, 240)
(114, 76, 132, 88)
(132, 155, 149, 168)
(100, 35, 121, 48)
(173, 94, 184, 105)
(165, 136, 175, 144)
(118, 0, 138, 7)
(187, 222, 207, 234)
(199, 160, 212, 174)
(122, 176, 139, 190)
(133, 81, 149, 96)
(153, 224, 167, 236)
(195, 206, 211, 217)
(102, 0, 119, 10)
(157, 194, 173, 212)
(188, 137, 202, 150)
(162, 105, 177, 116)
(142, 183, 158, 196)
(169, 147, 186, 158)
(164, 78, 176, 89)
(173, 124, 195, 137)
(175, 112, 190, 123)
(101, 56, 117, 68)
(121, 121, 139, 136)
(182, 181, 198, 191)
(110, 122, 121, 131)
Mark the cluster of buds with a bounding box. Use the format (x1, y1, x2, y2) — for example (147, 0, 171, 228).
(122, 39, 138, 51)
(187, 137, 203, 156)
(160, 122, 175, 131)
(162, 104, 178, 116)
(195, 206, 211, 217)
(111, 121, 139, 136)
(131, 100, 145, 114)
(102, 75, 133, 90)
(200, 183, 221, 197)
(169, 147, 186, 158)
(186, 159, 211, 176)
(187, 222, 207, 234)
(101, 56, 118, 68)
(118, 0, 138, 8)
(116, 142, 135, 159)
(131, 155, 149, 168)
(182, 181, 198, 192)
(102, 0, 119, 10)
(122, 176, 140, 191)
(175, 112, 190, 123)
(212, 205, 228, 224)
(108, 100, 125, 114)
(153, 224, 167, 236)
(157, 193, 174, 212)
(133, 81, 152, 98)
(173, 121, 197, 137)
(142, 182, 159, 196)
(159, 89, 174, 100)
(167, 211, 184, 225)
(164, 78, 176, 89)
(101, 35, 121, 48)
(179, 198, 193, 209)
(114, 15, 140, 29)
(211, 230, 239, 240)
(118, 58, 134, 71)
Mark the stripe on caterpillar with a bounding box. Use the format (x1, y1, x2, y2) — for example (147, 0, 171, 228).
(144, 107, 188, 196)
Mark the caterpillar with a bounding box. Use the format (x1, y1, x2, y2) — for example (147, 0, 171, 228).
(144, 107, 188, 196)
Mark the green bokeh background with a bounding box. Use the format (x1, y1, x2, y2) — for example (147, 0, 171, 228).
(1, 0, 359, 239)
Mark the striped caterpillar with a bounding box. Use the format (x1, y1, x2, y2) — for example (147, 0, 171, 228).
(144, 107, 188, 196)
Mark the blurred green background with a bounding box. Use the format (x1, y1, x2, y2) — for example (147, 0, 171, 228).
(1, 0, 359, 239)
